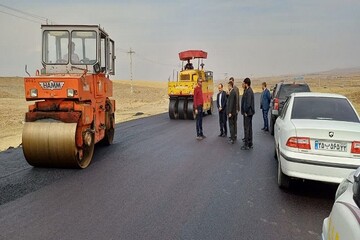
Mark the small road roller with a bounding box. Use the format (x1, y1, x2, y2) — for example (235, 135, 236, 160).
(168, 50, 214, 120)
(22, 25, 116, 168)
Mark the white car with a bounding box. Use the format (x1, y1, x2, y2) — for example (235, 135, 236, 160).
(322, 167, 360, 240)
(274, 92, 360, 188)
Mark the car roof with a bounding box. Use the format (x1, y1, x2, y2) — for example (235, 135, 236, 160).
(277, 82, 308, 86)
(291, 92, 347, 99)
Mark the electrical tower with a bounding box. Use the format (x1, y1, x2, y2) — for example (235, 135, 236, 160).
(127, 48, 135, 93)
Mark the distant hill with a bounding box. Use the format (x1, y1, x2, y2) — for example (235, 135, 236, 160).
(311, 67, 360, 76)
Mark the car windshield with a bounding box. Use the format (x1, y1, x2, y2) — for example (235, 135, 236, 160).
(291, 97, 360, 123)
(278, 84, 310, 99)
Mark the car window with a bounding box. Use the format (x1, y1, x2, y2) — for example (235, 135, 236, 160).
(279, 98, 290, 119)
(278, 84, 310, 99)
(272, 84, 278, 98)
(291, 97, 360, 122)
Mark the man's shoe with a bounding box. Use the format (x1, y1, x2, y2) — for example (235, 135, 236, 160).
(242, 138, 245, 142)
(201, 135, 206, 138)
(196, 136, 203, 140)
(249, 144, 253, 149)
(264, 128, 269, 132)
(221, 133, 227, 137)
(241, 145, 250, 150)
(228, 139, 235, 144)
(261, 127, 265, 130)
(218, 133, 223, 137)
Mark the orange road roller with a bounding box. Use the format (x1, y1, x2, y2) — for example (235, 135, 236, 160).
(22, 25, 116, 168)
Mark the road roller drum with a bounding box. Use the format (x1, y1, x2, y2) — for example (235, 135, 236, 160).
(22, 120, 94, 168)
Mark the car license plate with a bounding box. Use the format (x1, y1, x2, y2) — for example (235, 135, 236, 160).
(314, 140, 347, 152)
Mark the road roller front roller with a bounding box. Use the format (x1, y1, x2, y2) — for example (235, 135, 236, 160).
(168, 50, 214, 120)
(22, 24, 116, 168)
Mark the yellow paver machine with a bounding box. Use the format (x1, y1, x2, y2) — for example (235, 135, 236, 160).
(168, 50, 214, 120)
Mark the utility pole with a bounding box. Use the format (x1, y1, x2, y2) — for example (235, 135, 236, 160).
(127, 48, 135, 93)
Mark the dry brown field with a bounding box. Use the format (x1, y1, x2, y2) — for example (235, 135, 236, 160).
(1, 71, 360, 152)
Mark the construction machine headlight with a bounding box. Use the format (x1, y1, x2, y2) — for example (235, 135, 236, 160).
(67, 89, 75, 97)
(30, 89, 38, 98)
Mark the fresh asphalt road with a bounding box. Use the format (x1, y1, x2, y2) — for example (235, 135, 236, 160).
(0, 95, 338, 240)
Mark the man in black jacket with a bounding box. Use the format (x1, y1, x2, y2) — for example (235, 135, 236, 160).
(229, 77, 240, 139)
(227, 81, 237, 144)
(241, 78, 255, 150)
(217, 83, 227, 137)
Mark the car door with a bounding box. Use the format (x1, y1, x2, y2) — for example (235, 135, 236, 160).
(274, 97, 291, 147)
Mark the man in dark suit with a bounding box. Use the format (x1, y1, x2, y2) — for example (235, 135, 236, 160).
(240, 82, 246, 142)
(241, 78, 255, 150)
(216, 83, 227, 137)
(229, 77, 240, 139)
(260, 82, 271, 131)
(227, 81, 237, 144)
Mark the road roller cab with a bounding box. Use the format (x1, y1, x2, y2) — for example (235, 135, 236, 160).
(22, 25, 116, 168)
(168, 50, 214, 120)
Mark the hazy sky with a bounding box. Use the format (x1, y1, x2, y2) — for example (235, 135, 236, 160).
(1, 0, 359, 80)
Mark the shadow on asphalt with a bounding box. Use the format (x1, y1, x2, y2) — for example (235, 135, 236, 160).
(282, 179, 338, 200)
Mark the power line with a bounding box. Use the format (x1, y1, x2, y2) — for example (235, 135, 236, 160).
(117, 46, 178, 68)
(135, 53, 178, 68)
(0, 3, 55, 24)
(0, 9, 41, 24)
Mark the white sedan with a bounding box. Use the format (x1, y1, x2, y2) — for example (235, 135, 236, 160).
(322, 167, 360, 240)
(274, 92, 360, 188)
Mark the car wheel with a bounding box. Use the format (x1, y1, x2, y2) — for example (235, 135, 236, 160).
(277, 156, 290, 189)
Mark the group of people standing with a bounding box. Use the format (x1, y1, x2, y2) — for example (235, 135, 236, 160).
(193, 77, 271, 151)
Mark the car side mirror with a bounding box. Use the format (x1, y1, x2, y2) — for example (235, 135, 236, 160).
(93, 63, 101, 74)
(353, 168, 360, 208)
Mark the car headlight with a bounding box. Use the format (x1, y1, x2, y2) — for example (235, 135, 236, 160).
(335, 177, 351, 199)
(30, 89, 38, 98)
(67, 89, 75, 97)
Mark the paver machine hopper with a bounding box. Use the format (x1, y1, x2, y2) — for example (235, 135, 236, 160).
(22, 25, 116, 168)
(168, 50, 214, 120)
